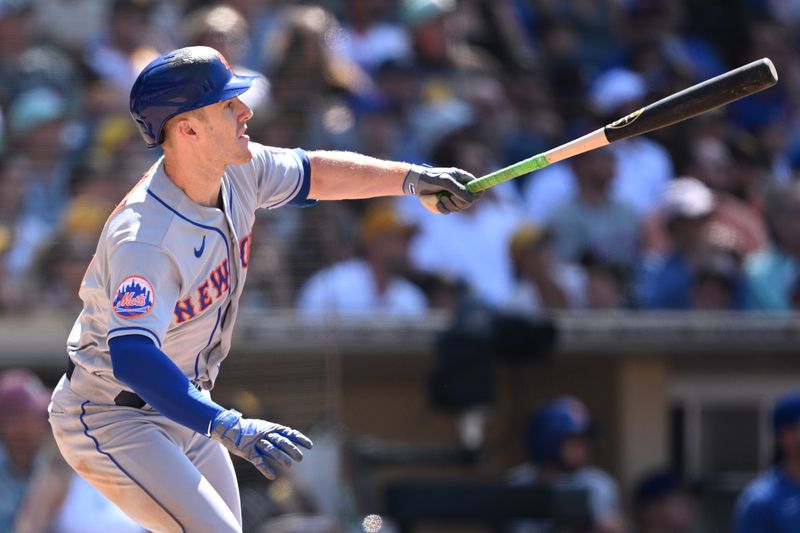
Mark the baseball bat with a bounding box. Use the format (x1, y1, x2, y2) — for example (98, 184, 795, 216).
(465, 57, 778, 194)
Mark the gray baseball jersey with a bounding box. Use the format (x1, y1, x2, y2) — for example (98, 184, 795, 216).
(64, 142, 307, 403)
(49, 142, 309, 532)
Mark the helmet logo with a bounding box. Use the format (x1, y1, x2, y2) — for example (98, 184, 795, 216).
(216, 52, 233, 73)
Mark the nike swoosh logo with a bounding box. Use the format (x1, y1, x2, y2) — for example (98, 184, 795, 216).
(194, 235, 206, 258)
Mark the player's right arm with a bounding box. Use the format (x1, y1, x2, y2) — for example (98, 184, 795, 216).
(243, 143, 479, 215)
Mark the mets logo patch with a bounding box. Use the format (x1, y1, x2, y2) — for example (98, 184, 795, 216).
(113, 276, 155, 319)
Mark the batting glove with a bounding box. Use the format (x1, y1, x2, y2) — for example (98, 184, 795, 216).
(210, 409, 313, 480)
(403, 165, 481, 214)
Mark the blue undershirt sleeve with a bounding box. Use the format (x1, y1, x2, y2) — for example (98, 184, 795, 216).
(109, 334, 225, 435)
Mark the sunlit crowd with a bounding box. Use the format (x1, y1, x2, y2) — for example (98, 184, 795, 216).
(0, 0, 798, 319)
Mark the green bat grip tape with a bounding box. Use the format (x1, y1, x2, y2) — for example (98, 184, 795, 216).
(466, 154, 550, 193)
(432, 154, 550, 204)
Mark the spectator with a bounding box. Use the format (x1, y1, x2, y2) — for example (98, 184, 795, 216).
(624, 0, 727, 86)
(0, 157, 26, 310)
(3, 370, 144, 533)
(690, 250, 742, 311)
(686, 135, 768, 258)
(402, 0, 456, 71)
(403, 127, 528, 307)
(508, 396, 625, 533)
(523, 68, 673, 222)
(183, 4, 270, 113)
(504, 224, 582, 313)
(727, 131, 772, 213)
(641, 136, 769, 259)
(83, 0, 162, 96)
(14, 44, 82, 113)
(33, 195, 113, 312)
(73, 118, 145, 193)
(0, 369, 52, 530)
(4, 87, 76, 281)
(0, 0, 35, 106)
(633, 469, 698, 533)
(730, 19, 796, 148)
(336, 0, 412, 72)
(459, 72, 518, 162)
(745, 183, 800, 312)
(285, 200, 360, 303)
(457, 1, 537, 70)
(77, 117, 158, 204)
(258, 4, 371, 150)
(296, 200, 427, 316)
(734, 391, 800, 532)
(533, 16, 587, 120)
(635, 177, 746, 309)
(226, 0, 285, 73)
(581, 253, 630, 310)
(535, 0, 625, 75)
(600, 68, 677, 212)
(503, 66, 563, 182)
(547, 148, 640, 268)
(237, 209, 299, 310)
(355, 99, 408, 163)
(403, 0, 498, 76)
(32, 0, 108, 52)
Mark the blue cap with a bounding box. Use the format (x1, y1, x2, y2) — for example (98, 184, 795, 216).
(772, 391, 800, 433)
(9, 86, 67, 137)
(129, 46, 255, 148)
(527, 396, 593, 465)
(634, 470, 683, 508)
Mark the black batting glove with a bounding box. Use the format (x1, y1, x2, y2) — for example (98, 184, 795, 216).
(403, 165, 482, 214)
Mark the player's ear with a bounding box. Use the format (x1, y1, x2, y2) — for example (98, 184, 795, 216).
(173, 117, 200, 142)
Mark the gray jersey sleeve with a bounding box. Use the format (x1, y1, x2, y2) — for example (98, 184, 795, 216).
(106, 242, 181, 348)
(249, 143, 311, 209)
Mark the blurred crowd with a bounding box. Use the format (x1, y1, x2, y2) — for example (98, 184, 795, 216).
(1, 0, 800, 317)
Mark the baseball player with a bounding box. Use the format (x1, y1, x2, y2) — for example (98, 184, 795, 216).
(507, 396, 625, 533)
(734, 391, 800, 532)
(47, 46, 479, 533)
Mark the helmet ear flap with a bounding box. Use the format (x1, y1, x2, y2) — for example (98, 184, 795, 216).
(132, 116, 158, 149)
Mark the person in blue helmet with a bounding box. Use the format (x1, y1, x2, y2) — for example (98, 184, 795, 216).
(508, 395, 625, 533)
(734, 391, 800, 532)
(47, 46, 480, 533)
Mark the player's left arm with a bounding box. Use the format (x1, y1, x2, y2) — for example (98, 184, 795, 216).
(306, 150, 481, 214)
(110, 334, 313, 480)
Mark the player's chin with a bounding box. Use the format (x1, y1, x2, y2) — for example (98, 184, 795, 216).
(232, 138, 253, 163)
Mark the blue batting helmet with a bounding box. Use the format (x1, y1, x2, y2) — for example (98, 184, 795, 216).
(772, 391, 800, 433)
(129, 46, 255, 148)
(526, 396, 593, 465)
